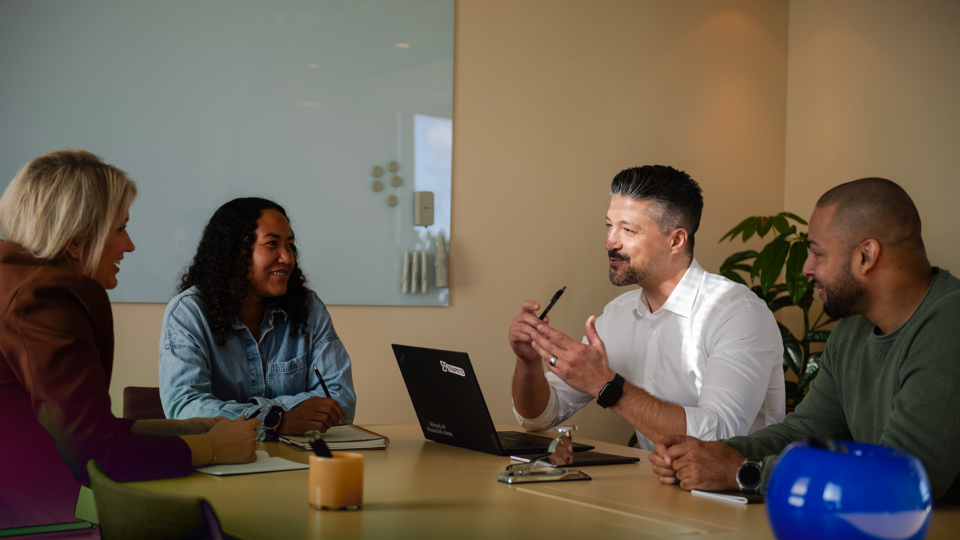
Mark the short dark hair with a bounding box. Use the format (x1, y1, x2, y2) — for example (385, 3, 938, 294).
(815, 178, 924, 252)
(177, 197, 312, 346)
(610, 165, 704, 252)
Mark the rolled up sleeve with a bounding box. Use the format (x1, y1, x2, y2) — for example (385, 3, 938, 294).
(685, 299, 784, 441)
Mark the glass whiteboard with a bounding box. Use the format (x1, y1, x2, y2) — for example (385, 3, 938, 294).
(0, 0, 454, 306)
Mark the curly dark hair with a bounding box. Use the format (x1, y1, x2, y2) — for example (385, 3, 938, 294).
(178, 197, 311, 346)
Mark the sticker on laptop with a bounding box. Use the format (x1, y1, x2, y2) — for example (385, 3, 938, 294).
(440, 361, 465, 377)
(427, 421, 453, 437)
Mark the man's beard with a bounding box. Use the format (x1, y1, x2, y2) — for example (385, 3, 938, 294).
(819, 262, 866, 319)
(608, 251, 659, 286)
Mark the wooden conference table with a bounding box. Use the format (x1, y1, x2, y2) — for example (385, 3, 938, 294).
(128, 424, 960, 540)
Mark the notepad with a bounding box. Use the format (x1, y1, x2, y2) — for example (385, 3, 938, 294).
(691, 490, 764, 504)
(196, 450, 308, 476)
(280, 425, 390, 451)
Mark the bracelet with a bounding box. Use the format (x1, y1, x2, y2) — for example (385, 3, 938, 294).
(207, 433, 218, 465)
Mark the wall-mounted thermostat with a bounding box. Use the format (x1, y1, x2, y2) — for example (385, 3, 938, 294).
(414, 191, 434, 226)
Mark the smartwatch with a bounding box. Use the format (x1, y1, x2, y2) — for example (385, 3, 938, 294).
(263, 406, 283, 436)
(596, 373, 625, 409)
(736, 457, 764, 494)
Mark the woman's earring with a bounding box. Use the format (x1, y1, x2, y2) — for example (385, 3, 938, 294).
(68, 251, 79, 260)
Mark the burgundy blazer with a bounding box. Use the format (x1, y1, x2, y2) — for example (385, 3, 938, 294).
(0, 241, 191, 529)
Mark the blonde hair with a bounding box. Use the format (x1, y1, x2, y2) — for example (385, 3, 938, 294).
(0, 150, 138, 276)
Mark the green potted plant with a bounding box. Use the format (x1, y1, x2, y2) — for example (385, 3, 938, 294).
(718, 212, 834, 408)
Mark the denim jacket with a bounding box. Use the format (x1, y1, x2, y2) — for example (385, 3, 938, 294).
(159, 286, 356, 440)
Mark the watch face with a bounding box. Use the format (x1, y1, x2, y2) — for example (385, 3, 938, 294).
(739, 462, 762, 487)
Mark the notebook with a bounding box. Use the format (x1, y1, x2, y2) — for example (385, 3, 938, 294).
(691, 490, 764, 504)
(391, 344, 595, 456)
(195, 450, 308, 476)
(280, 425, 390, 451)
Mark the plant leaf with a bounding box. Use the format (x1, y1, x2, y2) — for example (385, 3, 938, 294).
(750, 285, 765, 301)
(741, 216, 762, 242)
(720, 250, 758, 273)
(719, 217, 755, 243)
(760, 236, 791, 295)
(778, 322, 802, 375)
(767, 295, 794, 313)
(798, 353, 822, 391)
(751, 234, 785, 282)
(783, 211, 808, 226)
(785, 242, 810, 304)
(804, 330, 831, 343)
(772, 214, 791, 236)
(721, 270, 748, 286)
(758, 217, 774, 238)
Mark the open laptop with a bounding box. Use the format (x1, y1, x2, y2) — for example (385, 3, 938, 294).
(391, 344, 595, 456)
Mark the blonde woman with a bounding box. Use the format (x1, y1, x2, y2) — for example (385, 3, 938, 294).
(0, 150, 260, 530)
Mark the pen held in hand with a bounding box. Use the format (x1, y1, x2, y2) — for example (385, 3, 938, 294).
(313, 365, 344, 427)
(538, 286, 567, 321)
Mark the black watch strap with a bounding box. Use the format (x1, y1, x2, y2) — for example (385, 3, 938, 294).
(596, 373, 625, 409)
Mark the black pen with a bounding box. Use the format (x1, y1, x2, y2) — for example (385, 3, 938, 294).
(313, 366, 343, 426)
(539, 286, 566, 321)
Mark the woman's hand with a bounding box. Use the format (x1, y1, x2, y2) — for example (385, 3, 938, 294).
(206, 415, 261, 464)
(279, 397, 346, 435)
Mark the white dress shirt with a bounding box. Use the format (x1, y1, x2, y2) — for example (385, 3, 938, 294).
(514, 259, 785, 450)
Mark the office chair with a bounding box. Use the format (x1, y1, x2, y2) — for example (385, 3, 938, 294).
(86, 460, 228, 540)
(122, 386, 165, 420)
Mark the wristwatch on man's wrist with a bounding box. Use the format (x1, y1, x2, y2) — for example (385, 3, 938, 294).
(263, 406, 284, 436)
(596, 373, 625, 409)
(736, 457, 764, 493)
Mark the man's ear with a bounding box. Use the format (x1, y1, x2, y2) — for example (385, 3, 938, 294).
(853, 239, 881, 276)
(669, 228, 688, 255)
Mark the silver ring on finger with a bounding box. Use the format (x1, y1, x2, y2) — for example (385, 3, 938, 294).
(549, 356, 558, 367)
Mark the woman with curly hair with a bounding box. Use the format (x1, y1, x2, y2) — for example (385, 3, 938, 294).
(159, 197, 356, 440)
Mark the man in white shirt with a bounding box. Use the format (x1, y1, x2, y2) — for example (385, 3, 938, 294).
(509, 165, 785, 450)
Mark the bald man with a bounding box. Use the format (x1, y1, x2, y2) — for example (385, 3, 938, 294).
(648, 178, 960, 503)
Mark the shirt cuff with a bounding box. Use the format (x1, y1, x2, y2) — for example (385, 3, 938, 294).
(513, 386, 560, 432)
(683, 405, 722, 441)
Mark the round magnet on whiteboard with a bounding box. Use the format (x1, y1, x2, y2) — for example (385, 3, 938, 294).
(388, 161, 399, 172)
(371, 166, 383, 177)
(371, 180, 383, 192)
(391, 175, 402, 187)
(387, 195, 398, 206)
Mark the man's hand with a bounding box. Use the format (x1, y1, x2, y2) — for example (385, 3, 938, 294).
(509, 300, 550, 364)
(207, 414, 260, 464)
(530, 315, 615, 397)
(649, 435, 744, 491)
(279, 397, 346, 435)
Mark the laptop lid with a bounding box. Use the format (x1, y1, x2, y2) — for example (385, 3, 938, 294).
(392, 344, 506, 455)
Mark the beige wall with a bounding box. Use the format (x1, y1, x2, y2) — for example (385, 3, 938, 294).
(784, 0, 960, 272)
(112, 0, 791, 445)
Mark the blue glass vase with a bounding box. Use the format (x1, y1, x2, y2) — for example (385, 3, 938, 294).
(766, 439, 932, 540)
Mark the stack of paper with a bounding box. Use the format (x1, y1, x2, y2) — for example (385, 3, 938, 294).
(280, 425, 390, 451)
(196, 450, 308, 476)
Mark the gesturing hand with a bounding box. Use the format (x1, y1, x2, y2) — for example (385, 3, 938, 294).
(508, 300, 550, 364)
(529, 315, 615, 397)
(280, 396, 346, 435)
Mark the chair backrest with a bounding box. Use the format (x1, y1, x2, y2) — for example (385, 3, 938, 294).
(122, 386, 165, 420)
(86, 460, 226, 540)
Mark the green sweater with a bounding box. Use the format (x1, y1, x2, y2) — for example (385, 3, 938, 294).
(724, 268, 960, 503)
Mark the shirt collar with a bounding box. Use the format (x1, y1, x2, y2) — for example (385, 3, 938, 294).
(230, 306, 289, 330)
(635, 258, 704, 319)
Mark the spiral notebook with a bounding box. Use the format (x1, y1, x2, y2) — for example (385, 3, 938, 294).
(279, 425, 390, 451)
